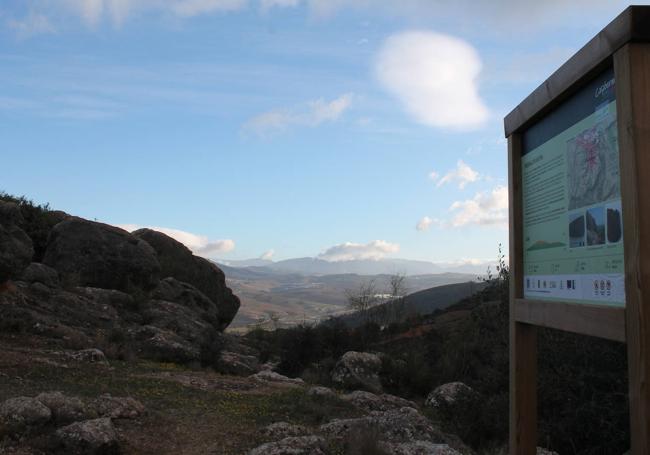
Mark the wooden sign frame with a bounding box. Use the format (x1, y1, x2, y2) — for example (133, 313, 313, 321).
(504, 7, 650, 454)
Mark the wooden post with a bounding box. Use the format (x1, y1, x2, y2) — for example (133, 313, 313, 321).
(615, 43, 650, 455)
(509, 133, 538, 454)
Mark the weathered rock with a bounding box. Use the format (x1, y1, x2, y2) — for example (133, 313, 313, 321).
(341, 390, 416, 413)
(91, 394, 145, 419)
(151, 277, 215, 312)
(250, 370, 305, 385)
(425, 382, 475, 409)
(331, 351, 383, 393)
(138, 325, 200, 363)
(19, 262, 59, 287)
(383, 441, 463, 455)
(537, 448, 560, 455)
(0, 202, 34, 283)
(261, 422, 309, 440)
(307, 386, 337, 401)
(43, 218, 160, 293)
(133, 228, 240, 328)
(219, 351, 260, 376)
(248, 436, 326, 455)
(143, 299, 212, 343)
(0, 397, 51, 434)
(36, 391, 87, 423)
(67, 349, 109, 365)
(320, 407, 447, 444)
(55, 418, 119, 455)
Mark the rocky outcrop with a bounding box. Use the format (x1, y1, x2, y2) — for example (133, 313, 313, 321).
(307, 386, 337, 401)
(133, 228, 240, 328)
(219, 351, 261, 376)
(248, 436, 326, 455)
(331, 351, 383, 393)
(55, 417, 119, 455)
(425, 382, 475, 410)
(0, 396, 51, 434)
(261, 422, 309, 439)
(19, 262, 59, 287)
(36, 392, 88, 424)
(0, 201, 34, 283)
(340, 390, 416, 413)
(250, 370, 305, 385)
(43, 218, 160, 292)
(91, 394, 145, 419)
(383, 441, 462, 455)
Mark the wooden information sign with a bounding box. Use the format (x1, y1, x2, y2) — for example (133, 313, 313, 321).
(504, 6, 650, 454)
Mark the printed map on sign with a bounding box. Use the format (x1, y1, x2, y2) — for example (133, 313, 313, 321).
(566, 119, 620, 211)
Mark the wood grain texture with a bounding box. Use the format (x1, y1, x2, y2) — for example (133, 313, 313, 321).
(509, 134, 538, 455)
(514, 299, 626, 342)
(615, 43, 650, 455)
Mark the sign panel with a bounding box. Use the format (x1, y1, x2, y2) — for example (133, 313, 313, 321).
(521, 67, 625, 305)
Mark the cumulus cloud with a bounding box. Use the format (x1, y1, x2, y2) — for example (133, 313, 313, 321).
(260, 249, 275, 260)
(448, 185, 508, 228)
(118, 224, 235, 257)
(435, 160, 480, 189)
(319, 240, 399, 262)
(244, 93, 352, 136)
(375, 31, 488, 129)
(416, 216, 432, 231)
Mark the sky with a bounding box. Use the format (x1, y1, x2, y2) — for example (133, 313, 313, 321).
(0, 0, 643, 265)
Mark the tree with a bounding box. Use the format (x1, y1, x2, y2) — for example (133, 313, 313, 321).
(346, 279, 380, 325)
(386, 273, 408, 325)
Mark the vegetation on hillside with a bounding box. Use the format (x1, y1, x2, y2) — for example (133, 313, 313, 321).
(245, 248, 630, 454)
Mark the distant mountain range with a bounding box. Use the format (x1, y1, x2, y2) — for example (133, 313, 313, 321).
(217, 257, 492, 277)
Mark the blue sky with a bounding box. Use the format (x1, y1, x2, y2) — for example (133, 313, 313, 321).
(0, 0, 641, 265)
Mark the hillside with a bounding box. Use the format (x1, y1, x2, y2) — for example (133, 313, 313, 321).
(221, 264, 478, 328)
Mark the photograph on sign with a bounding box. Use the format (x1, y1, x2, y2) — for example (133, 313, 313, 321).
(521, 68, 624, 306)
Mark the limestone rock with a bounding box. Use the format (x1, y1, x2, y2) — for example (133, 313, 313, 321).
(0, 397, 51, 434)
(248, 436, 326, 455)
(250, 370, 305, 385)
(43, 218, 160, 293)
(0, 202, 34, 283)
(425, 382, 475, 409)
(307, 386, 337, 401)
(261, 422, 309, 440)
(91, 394, 145, 419)
(331, 351, 383, 393)
(133, 228, 240, 328)
(383, 441, 463, 455)
(340, 390, 417, 413)
(68, 349, 109, 365)
(537, 448, 560, 455)
(36, 391, 87, 423)
(55, 418, 119, 455)
(138, 325, 200, 363)
(19, 262, 59, 287)
(219, 351, 260, 376)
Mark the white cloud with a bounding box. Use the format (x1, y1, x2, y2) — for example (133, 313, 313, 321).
(118, 224, 235, 257)
(172, 0, 248, 17)
(416, 216, 432, 231)
(260, 249, 275, 260)
(319, 240, 399, 262)
(7, 13, 56, 38)
(436, 160, 479, 189)
(428, 171, 439, 182)
(448, 185, 508, 228)
(375, 31, 489, 129)
(244, 93, 352, 136)
(260, 0, 300, 10)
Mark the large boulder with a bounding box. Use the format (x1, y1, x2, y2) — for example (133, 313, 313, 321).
(55, 418, 119, 455)
(340, 390, 416, 413)
(331, 351, 383, 393)
(424, 382, 475, 410)
(133, 228, 240, 328)
(36, 391, 88, 424)
(248, 436, 326, 455)
(43, 218, 160, 293)
(0, 396, 51, 435)
(0, 201, 34, 283)
(19, 262, 60, 287)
